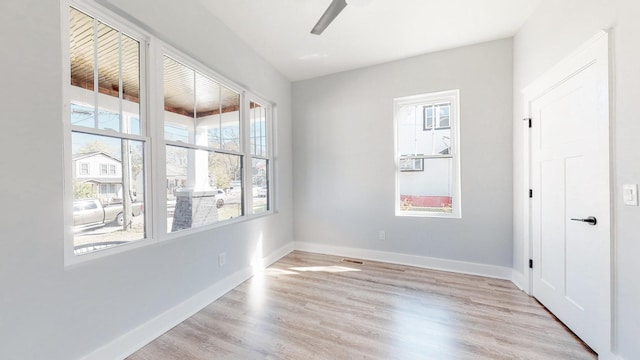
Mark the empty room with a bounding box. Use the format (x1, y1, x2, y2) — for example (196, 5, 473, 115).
(1, 0, 639, 359)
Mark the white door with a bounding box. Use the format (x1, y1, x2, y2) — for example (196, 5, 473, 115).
(528, 32, 610, 353)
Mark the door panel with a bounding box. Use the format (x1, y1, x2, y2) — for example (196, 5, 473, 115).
(538, 158, 564, 292)
(529, 32, 610, 353)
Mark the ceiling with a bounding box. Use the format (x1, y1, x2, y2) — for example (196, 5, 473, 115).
(198, 0, 541, 82)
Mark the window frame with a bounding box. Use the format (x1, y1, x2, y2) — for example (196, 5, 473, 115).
(62, 0, 279, 266)
(159, 49, 250, 237)
(245, 94, 274, 215)
(155, 47, 276, 241)
(63, 0, 154, 265)
(394, 89, 461, 218)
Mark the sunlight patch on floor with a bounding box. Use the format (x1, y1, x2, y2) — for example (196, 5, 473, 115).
(289, 265, 361, 273)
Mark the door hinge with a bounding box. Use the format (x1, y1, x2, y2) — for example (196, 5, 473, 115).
(523, 117, 532, 128)
(529, 189, 533, 198)
(529, 259, 533, 269)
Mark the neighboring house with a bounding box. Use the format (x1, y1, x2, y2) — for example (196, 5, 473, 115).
(72, 152, 124, 202)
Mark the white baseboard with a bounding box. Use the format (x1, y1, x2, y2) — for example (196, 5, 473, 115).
(294, 242, 512, 280)
(601, 352, 624, 360)
(82, 240, 625, 360)
(81, 242, 294, 360)
(510, 269, 529, 293)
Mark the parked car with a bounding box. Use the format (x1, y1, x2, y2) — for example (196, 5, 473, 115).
(73, 199, 143, 229)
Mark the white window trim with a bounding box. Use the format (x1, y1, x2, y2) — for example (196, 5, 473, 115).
(245, 93, 275, 215)
(62, 0, 278, 266)
(62, 0, 155, 266)
(394, 89, 462, 219)
(158, 47, 275, 239)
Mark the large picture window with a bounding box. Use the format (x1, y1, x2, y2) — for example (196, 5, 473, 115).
(394, 90, 461, 217)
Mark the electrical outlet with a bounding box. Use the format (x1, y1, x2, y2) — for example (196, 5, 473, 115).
(218, 252, 226, 267)
(379, 230, 386, 241)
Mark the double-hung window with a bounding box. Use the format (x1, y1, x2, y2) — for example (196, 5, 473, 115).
(163, 56, 244, 232)
(67, 6, 147, 255)
(394, 90, 461, 217)
(248, 99, 272, 214)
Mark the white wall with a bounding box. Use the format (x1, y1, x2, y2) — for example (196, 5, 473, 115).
(0, 0, 293, 359)
(293, 39, 513, 267)
(513, 0, 640, 357)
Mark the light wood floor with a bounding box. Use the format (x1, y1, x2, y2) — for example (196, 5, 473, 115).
(128, 251, 596, 360)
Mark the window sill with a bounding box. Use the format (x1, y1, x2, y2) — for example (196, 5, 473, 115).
(65, 209, 277, 268)
(396, 210, 461, 219)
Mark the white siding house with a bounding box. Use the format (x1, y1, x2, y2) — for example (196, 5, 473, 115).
(72, 152, 123, 202)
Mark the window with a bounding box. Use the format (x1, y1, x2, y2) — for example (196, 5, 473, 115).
(67, 6, 147, 254)
(79, 162, 89, 175)
(249, 100, 272, 214)
(65, 2, 277, 262)
(98, 183, 118, 198)
(423, 103, 451, 130)
(163, 56, 243, 232)
(394, 90, 461, 217)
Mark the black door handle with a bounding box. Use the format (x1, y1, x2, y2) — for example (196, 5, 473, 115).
(570, 216, 597, 226)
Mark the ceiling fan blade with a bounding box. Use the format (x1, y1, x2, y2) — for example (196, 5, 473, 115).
(310, 0, 348, 35)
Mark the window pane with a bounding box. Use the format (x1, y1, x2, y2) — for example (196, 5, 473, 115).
(193, 76, 240, 152)
(70, 8, 94, 92)
(69, 10, 141, 136)
(398, 158, 453, 214)
(250, 102, 268, 156)
(122, 35, 141, 135)
(433, 127, 451, 155)
(211, 152, 243, 220)
(398, 105, 451, 156)
(220, 86, 241, 152)
(70, 103, 95, 128)
(437, 103, 450, 128)
(423, 105, 433, 130)
(72, 132, 146, 254)
(69, 8, 96, 127)
(97, 106, 120, 132)
(96, 22, 121, 132)
(164, 57, 195, 143)
(252, 158, 269, 214)
(166, 145, 241, 232)
(195, 73, 221, 148)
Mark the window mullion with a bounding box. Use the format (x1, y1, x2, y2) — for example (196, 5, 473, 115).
(118, 31, 124, 131)
(242, 92, 253, 214)
(70, 125, 148, 142)
(92, 17, 99, 129)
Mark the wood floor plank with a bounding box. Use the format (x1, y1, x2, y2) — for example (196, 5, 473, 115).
(128, 251, 597, 360)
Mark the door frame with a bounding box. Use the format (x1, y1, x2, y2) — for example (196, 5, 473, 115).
(520, 30, 615, 355)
